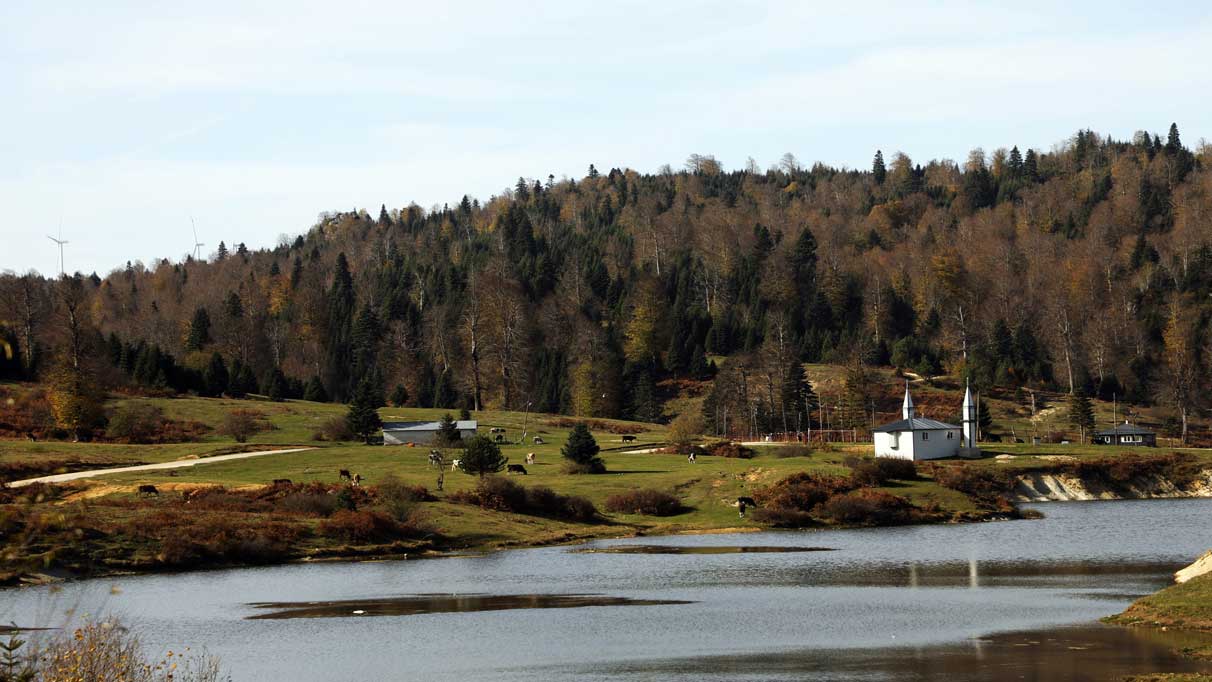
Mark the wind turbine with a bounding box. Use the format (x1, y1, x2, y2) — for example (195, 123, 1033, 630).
(191, 216, 205, 261)
(47, 223, 68, 276)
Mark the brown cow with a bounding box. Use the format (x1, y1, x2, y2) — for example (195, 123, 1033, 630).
(137, 484, 159, 497)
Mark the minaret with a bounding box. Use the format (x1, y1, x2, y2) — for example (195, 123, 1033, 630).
(961, 380, 980, 457)
(902, 381, 915, 420)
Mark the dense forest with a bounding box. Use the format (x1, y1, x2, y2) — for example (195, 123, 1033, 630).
(2, 124, 1210, 440)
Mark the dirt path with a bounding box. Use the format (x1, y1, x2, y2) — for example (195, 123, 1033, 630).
(8, 447, 313, 488)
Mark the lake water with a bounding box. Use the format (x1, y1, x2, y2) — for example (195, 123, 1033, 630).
(4, 499, 1212, 681)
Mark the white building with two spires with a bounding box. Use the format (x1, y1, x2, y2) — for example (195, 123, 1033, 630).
(872, 382, 980, 461)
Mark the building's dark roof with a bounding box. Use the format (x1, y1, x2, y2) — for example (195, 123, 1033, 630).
(1094, 423, 1154, 437)
(382, 420, 477, 432)
(872, 417, 959, 433)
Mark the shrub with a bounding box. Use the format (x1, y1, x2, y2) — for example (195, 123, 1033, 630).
(704, 441, 755, 459)
(752, 472, 854, 513)
(279, 489, 341, 517)
(31, 618, 224, 682)
(136, 510, 304, 566)
(749, 508, 817, 528)
(604, 489, 685, 516)
(562, 423, 605, 473)
(316, 416, 354, 441)
(449, 477, 597, 521)
(524, 485, 598, 522)
(668, 412, 703, 450)
(773, 444, 812, 459)
(928, 464, 1017, 505)
(319, 509, 405, 544)
(845, 456, 918, 487)
(105, 403, 165, 443)
(819, 489, 916, 526)
(220, 408, 268, 443)
(458, 435, 509, 477)
(375, 474, 431, 521)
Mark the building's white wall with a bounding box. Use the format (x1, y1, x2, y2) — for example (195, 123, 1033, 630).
(874, 432, 913, 460)
(913, 429, 961, 460)
(875, 429, 961, 460)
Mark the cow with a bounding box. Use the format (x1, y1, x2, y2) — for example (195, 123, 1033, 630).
(525, 453, 536, 465)
(352, 473, 363, 487)
(489, 427, 506, 434)
(182, 488, 203, 503)
(428, 450, 444, 468)
(271, 479, 292, 486)
(494, 434, 505, 443)
(687, 452, 697, 463)
(339, 469, 352, 482)
(621, 435, 637, 443)
(450, 459, 462, 471)
(737, 496, 758, 519)
(137, 484, 159, 497)
(532, 436, 544, 444)
(506, 464, 528, 475)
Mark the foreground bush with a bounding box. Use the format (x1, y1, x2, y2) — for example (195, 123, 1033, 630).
(219, 408, 270, 443)
(450, 476, 597, 522)
(4, 617, 223, 682)
(314, 415, 354, 441)
(818, 489, 916, 526)
(845, 455, 918, 487)
(704, 441, 755, 459)
(134, 511, 305, 566)
(749, 507, 817, 528)
(604, 489, 685, 516)
(319, 509, 417, 544)
(752, 472, 854, 513)
(772, 444, 812, 459)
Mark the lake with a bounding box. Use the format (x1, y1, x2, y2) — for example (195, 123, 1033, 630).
(5, 499, 1212, 680)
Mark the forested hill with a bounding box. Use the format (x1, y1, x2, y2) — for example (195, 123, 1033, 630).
(2, 125, 1210, 436)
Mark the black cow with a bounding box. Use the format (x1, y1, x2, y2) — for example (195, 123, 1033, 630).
(271, 479, 292, 486)
(506, 464, 528, 475)
(621, 435, 637, 443)
(737, 496, 757, 518)
(137, 484, 159, 497)
(339, 469, 352, 482)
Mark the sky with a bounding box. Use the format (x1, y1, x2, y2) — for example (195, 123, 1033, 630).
(3, 1, 1212, 276)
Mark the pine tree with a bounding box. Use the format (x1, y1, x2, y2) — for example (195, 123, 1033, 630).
(303, 375, 328, 402)
(185, 307, 211, 351)
(457, 435, 508, 477)
(872, 150, 887, 185)
(203, 352, 228, 397)
(379, 203, 391, 225)
(1068, 390, 1095, 443)
(346, 375, 383, 444)
(263, 367, 287, 402)
(390, 384, 409, 407)
(325, 253, 356, 401)
(216, 241, 228, 261)
(1166, 123, 1182, 155)
(977, 397, 993, 436)
(1023, 149, 1039, 182)
(435, 412, 462, 446)
(562, 423, 605, 473)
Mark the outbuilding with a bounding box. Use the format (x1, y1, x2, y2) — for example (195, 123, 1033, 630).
(382, 420, 478, 445)
(1093, 422, 1156, 447)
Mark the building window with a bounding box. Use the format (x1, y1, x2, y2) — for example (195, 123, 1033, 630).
(947, 432, 953, 439)
(922, 432, 929, 441)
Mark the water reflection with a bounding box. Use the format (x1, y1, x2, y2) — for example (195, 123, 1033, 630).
(247, 593, 694, 620)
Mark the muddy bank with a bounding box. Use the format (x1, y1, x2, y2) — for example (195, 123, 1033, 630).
(1014, 469, 1212, 502)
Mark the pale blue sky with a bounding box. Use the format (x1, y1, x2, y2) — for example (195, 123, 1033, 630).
(3, 1, 1211, 275)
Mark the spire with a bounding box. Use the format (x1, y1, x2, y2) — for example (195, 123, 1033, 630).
(902, 381, 915, 420)
(961, 379, 980, 454)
